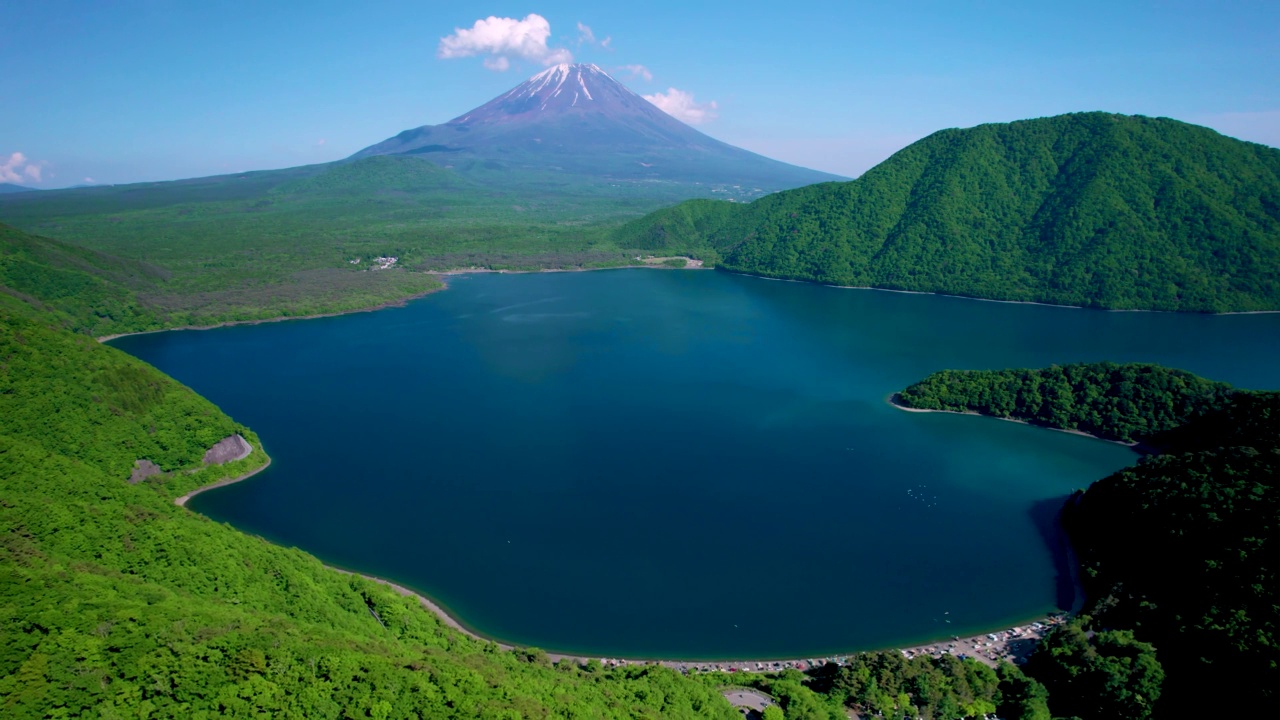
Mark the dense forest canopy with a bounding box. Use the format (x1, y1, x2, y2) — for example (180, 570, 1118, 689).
(895, 361, 1235, 443)
(1066, 392, 1280, 716)
(896, 362, 1280, 717)
(617, 112, 1280, 311)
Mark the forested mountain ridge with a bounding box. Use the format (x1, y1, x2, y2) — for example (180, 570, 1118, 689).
(618, 112, 1280, 311)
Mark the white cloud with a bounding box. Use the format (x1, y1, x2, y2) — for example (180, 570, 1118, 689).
(643, 88, 719, 125)
(83, 177, 96, 184)
(620, 64, 653, 82)
(438, 14, 572, 71)
(1, 152, 44, 184)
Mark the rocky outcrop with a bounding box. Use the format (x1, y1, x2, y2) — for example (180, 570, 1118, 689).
(203, 434, 252, 465)
(128, 459, 162, 484)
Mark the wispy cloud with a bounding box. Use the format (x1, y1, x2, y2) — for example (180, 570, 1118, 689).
(438, 14, 572, 71)
(643, 88, 718, 125)
(1, 151, 44, 184)
(576, 21, 611, 49)
(619, 64, 653, 82)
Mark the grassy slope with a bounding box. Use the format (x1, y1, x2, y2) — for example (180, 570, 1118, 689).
(616, 113, 1280, 311)
(0, 155, 728, 326)
(0, 295, 740, 719)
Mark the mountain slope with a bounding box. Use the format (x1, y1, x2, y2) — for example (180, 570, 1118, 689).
(618, 112, 1280, 311)
(0, 222, 164, 335)
(0, 184, 36, 194)
(355, 63, 842, 194)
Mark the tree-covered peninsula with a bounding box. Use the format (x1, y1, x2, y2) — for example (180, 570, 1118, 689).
(616, 112, 1280, 311)
(896, 363, 1280, 717)
(895, 361, 1235, 443)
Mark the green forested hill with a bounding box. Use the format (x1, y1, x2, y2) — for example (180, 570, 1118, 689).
(618, 113, 1280, 311)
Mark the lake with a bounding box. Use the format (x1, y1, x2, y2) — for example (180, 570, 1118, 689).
(111, 269, 1280, 660)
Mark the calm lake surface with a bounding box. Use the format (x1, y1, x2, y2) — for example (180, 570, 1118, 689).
(113, 270, 1280, 659)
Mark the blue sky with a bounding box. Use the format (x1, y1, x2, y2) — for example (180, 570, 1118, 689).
(2, 1, 1277, 187)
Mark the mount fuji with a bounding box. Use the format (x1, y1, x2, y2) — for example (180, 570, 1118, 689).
(354, 64, 843, 194)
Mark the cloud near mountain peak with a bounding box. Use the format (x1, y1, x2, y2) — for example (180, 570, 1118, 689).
(643, 88, 719, 125)
(438, 14, 573, 71)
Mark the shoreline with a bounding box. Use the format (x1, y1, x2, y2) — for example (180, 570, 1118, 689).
(98, 259, 707, 343)
(730, 271, 1280, 315)
(97, 286, 446, 343)
(323, 562, 1069, 670)
(174, 455, 272, 508)
(886, 393, 1142, 450)
(100, 264, 1280, 343)
(171, 454, 1070, 670)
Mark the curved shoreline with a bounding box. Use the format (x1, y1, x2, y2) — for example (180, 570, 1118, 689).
(325, 562, 1066, 669)
(97, 286, 446, 343)
(886, 393, 1141, 449)
(174, 455, 272, 508)
(171, 449, 1067, 668)
(731, 271, 1280, 315)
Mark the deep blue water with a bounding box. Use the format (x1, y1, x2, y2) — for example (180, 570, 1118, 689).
(112, 270, 1280, 659)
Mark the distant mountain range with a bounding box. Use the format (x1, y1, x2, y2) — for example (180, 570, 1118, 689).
(354, 63, 842, 193)
(617, 112, 1280, 312)
(0, 183, 36, 194)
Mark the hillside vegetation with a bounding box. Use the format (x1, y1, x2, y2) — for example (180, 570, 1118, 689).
(0, 153, 719, 325)
(897, 363, 1280, 716)
(618, 113, 1280, 311)
(0, 220, 443, 334)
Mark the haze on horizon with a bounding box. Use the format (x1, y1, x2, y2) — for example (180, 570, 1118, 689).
(2, 0, 1277, 188)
